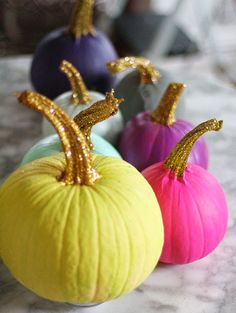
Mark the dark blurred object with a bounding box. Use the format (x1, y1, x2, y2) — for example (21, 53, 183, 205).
(0, 0, 75, 54)
(0, 0, 198, 57)
(113, 0, 198, 56)
(0, 0, 113, 55)
(125, 0, 151, 13)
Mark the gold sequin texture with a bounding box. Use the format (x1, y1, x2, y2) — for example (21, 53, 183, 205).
(60, 60, 92, 105)
(74, 89, 124, 149)
(151, 83, 186, 125)
(164, 119, 223, 177)
(17, 91, 99, 186)
(106, 56, 160, 84)
(69, 0, 95, 38)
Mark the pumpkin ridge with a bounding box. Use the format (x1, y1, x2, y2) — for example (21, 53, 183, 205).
(190, 170, 227, 257)
(167, 179, 174, 263)
(161, 177, 176, 263)
(105, 194, 122, 298)
(59, 186, 77, 299)
(75, 186, 81, 300)
(187, 185, 206, 261)
(180, 186, 192, 263)
(158, 176, 177, 263)
(1, 179, 63, 296)
(76, 186, 98, 302)
(3, 161, 63, 188)
(211, 186, 228, 241)
(90, 184, 120, 301)
(113, 210, 132, 297)
(115, 177, 155, 283)
(96, 184, 132, 297)
(113, 181, 163, 292)
(89, 187, 101, 302)
(127, 200, 149, 285)
(25, 184, 65, 290)
(22, 174, 62, 207)
(144, 124, 162, 167)
(106, 184, 146, 295)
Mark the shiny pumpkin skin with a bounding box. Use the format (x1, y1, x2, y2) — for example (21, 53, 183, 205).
(21, 133, 122, 166)
(42, 91, 124, 144)
(0, 154, 163, 304)
(142, 162, 228, 264)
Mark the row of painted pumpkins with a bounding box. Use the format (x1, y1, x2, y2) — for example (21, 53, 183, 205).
(0, 0, 228, 307)
(0, 63, 228, 305)
(27, 57, 206, 171)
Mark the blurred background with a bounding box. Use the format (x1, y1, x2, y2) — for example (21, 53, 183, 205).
(0, 0, 213, 54)
(0, 0, 236, 84)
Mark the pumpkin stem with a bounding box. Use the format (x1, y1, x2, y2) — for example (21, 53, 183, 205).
(107, 56, 160, 84)
(69, 0, 95, 38)
(74, 90, 124, 149)
(164, 119, 223, 177)
(17, 91, 100, 186)
(60, 60, 92, 105)
(151, 83, 186, 125)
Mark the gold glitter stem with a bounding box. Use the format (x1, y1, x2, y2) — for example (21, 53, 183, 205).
(164, 119, 223, 177)
(151, 83, 186, 125)
(106, 56, 160, 84)
(74, 90, 124, 149)
(69, 0, 95, 38)
(17, 91, 99, 186)
(60, 60, 92, 105)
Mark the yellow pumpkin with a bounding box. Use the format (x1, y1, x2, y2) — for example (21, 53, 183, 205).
(0, 92, 163, 304)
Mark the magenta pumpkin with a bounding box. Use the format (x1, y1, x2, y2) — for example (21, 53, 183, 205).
(118, 83, 208, 171)
(142, 119, 228, 264)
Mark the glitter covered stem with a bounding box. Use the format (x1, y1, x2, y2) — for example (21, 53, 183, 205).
(69, 0, 95, 38)
(164, 119, 223, 177)
(107, 56, 160, 84)
(17, 91, 99, 186)
(74, 90, 124, 149)
(151, 83, 186, 125)
(60, 60, 92, 105)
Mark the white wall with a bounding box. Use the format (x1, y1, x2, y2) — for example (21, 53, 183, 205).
(151, 0, 216, 48)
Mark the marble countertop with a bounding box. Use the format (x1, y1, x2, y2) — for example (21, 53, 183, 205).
(0, 55, 236, 313)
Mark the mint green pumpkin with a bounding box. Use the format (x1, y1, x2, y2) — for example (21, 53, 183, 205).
(21, 133, 121, 166)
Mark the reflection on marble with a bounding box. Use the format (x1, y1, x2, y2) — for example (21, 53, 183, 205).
(0, 56, 236, 313)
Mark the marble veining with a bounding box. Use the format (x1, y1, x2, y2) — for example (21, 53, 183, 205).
(0, 55, 236, 313)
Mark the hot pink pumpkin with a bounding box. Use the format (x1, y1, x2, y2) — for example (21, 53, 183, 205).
(142, 119, 228, 264)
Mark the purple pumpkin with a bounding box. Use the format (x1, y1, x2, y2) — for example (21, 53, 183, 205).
(30, 0, 118, 99)
(119, 83, 208, 171)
